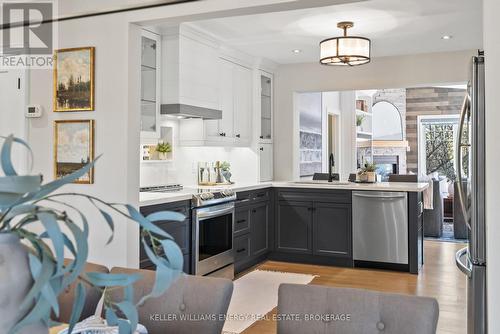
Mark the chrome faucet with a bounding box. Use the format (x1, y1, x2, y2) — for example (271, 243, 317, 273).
(328, 153, 335, 182)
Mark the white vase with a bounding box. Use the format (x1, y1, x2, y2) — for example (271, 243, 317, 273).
(0, 233, 48, 334)
(158, 152, 168, 160)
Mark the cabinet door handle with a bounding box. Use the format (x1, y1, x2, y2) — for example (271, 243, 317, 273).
(259, 135, 264, 139)
(260, 147, 264, 151)
(236, 134, 241, 138)
(219, 133, 224, 137)
(252, 209, 257, 213)
(236, 248, 246, 253)
(256, 193, 265, 198)
(236, 219, 247, 224)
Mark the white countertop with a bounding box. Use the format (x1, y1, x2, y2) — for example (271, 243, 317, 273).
(139, 181, 428, 206)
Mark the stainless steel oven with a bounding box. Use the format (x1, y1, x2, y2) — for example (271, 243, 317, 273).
(192, 190, 236, 279)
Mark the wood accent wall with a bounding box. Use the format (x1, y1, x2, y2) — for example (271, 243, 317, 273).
(406, 87, 466, 173)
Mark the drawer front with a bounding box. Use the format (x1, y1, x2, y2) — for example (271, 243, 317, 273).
(236, 188, 271, 207)
(234, 234, 251, 263)
(234, 208, 250, 235)
(277, 188, 351, 204)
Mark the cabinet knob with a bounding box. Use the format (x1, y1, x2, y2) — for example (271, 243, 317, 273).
(259, 135, 264, 139)
(236, 134, 241, 138)
(219, 133, 224, 137)
(252, 209, 257, 213)
(260, 147, 264, 151)
(236, 248, 246, 253)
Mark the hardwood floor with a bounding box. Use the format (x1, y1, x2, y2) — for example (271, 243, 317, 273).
(242, 240, 467, 334)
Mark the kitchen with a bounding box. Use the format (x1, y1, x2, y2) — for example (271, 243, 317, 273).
(8, 0, 488, 333)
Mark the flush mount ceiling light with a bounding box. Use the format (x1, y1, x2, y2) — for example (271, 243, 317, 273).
(441, 35, 453, 40)
(319, 21, 371, 66)
(292, 49, 302, 53)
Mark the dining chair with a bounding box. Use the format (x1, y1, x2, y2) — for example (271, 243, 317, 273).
(56, 259, 109, 324)
(107, 267, 233, 334)
(388, 174, 418, 183)
(278, 284, 439, 334)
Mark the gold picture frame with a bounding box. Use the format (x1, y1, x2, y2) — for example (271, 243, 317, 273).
(54, 120, 95, 184)
(53, 47, 95, 112)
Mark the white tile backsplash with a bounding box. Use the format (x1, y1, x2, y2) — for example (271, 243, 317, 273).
(140, 116, 259, 187)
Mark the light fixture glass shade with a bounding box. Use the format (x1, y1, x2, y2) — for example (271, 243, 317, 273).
(320, 37, 371, 66)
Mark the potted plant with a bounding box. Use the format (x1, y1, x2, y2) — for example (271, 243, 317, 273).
(362, 162, 377, 183)
(220, 161, 232, 184)
(356, 114, 365, 132)
(0, 135, 184, 334)
(156, 141, 171, 160)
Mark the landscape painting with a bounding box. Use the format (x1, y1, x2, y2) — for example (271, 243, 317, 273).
(54, 47, 95, 112)
(54, 120, 94, 184)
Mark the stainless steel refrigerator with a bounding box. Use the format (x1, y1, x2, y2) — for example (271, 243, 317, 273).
(455, 50, 487, 334)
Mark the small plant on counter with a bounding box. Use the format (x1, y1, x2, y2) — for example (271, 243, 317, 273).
(220, 161, 233, 184)
(356, 114, 365, 127)
(156, 141, 172, 160)
(358, 162, 377, 183)
(0, 135, 184, 334)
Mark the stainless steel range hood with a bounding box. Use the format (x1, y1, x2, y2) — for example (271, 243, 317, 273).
(161, 104, 222, 120)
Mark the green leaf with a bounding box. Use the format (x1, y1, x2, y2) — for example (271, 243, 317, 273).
(8, 296, 52, 334)
(20, 247, 55, 311)
(115, 301, 138, 334)
(124, 204, 171, 238)
(37, 212, 65, 274)
(146, 211, 185, 223)
(67, 283, 86, 334)
(105, 307, 119, 326)
(84, 272, 143, 287)
(160, 239, 184, 271)
(61, 219, 88, 290)
(0, 134, 33, 176)
(96, 206, 114, 244)
(28, 254, 60, 317)
(26, 156, 100, 202)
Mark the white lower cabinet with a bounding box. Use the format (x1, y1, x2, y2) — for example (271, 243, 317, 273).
(259, 143, 273, 182)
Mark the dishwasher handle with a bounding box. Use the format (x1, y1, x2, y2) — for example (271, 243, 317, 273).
(353, 193, 407, 199)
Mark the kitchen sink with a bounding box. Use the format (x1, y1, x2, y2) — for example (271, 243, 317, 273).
(292, 180, 352, 185)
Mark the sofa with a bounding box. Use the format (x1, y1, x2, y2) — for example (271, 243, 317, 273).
(107, 268, 234, 334)
(277, 284, 439, 334)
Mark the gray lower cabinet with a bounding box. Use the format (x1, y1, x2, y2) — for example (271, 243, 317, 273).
(250, 202, 269, 257)
(313, 203, 351, 257)
(234, 189, 272, 274)
(139, 200, 192, 274)
(274, 189, 352, 264)
(276, 201, 312, 254)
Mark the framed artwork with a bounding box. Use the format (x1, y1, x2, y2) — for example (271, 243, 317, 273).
(54, 120, 95, 184)
(53, 47, 95, 112)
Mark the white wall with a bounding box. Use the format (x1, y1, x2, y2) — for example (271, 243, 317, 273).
(27, 16, 141, 269)
(274, 50, 475, 181)
(484, 0, 500, 332)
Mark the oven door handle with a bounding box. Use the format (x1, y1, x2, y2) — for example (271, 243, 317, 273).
(197, 207, 234, 220)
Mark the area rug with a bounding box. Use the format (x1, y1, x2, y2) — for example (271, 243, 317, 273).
(222, 270, 316, 334)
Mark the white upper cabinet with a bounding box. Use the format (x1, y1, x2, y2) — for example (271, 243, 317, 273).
(259, 71, 273, 143)
(181, 56, 253, 146)
(140, 30, 161, 139)
(233, 64, 252, 143)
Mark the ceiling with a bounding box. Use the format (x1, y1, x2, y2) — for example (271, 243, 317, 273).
(183, 0, 483, 64)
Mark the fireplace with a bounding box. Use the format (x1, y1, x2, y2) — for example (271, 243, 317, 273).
(374, 155, 399, 181)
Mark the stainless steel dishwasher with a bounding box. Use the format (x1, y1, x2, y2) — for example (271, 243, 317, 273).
(352, 191, 408, 265)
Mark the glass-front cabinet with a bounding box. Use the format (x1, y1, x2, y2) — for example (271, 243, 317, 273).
(260, 71, 273, 142)
(141, 30, 161, 138)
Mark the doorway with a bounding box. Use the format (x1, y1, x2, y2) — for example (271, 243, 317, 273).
(0, 67, 28, 172)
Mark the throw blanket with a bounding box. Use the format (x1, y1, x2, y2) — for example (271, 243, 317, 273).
(419, 174, 434, 210)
